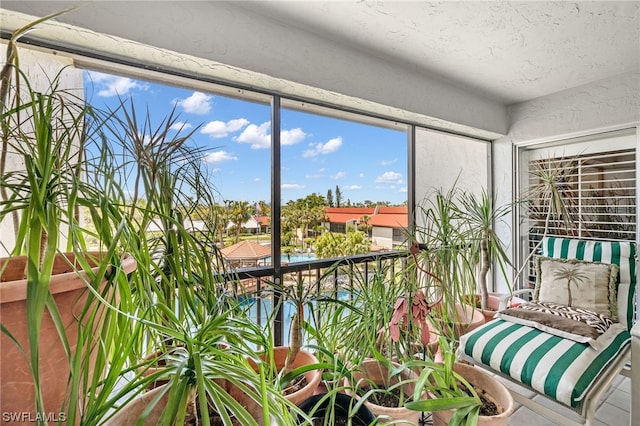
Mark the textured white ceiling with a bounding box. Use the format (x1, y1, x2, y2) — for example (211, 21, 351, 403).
(240, 1, 640, 103)
(1, 1, 638, 107)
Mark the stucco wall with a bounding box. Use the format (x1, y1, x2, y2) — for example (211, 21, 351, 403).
(0, 44, 81, 257)
(492, 72, 640, 292)
(371, 227, 394, 250)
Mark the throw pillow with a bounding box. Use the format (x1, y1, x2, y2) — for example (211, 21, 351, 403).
(534, 256, 618, 321)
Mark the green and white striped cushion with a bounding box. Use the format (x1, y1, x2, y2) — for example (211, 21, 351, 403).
(459, 319, 630, 409)
(541, 237, 636, 329)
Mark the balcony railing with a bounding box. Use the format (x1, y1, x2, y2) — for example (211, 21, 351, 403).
(220, 250, 411, 346)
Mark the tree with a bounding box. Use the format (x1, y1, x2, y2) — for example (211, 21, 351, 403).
(207, 204, 228, 248)
(314, 230, 370, 258)
(282, 194, 328, 249)
(228, 200, 251, 243)
(326, 189, 334, 207)
(335, 185, 343, 207)
(358, 214, 372, 236)
(314, 232, 345, 258)
(343, 230, 370, 255)
(256, 200, 271, 216)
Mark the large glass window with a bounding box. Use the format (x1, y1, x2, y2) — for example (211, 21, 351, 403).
(83, 70, 410, 257)
(518, 129, 637, 287)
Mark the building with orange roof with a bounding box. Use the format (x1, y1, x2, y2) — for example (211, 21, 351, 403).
(322, 206, 408, 249)
(323, 207, 375, 233)
(368, 206, 408, 249)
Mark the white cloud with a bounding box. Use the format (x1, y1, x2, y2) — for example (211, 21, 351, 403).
(344, 185, 362, 190)
(282, 183, 304, 190)
(359, 173, 366, 178)
(87, 71, 145, 97)
(376, 171, 403, 184)
(332, 171, 346, 180)
(169, 121, 193, 131)
(176, 92, 212, 115)
(202, 150, 238, 163)
(236, 121, 307, 149)
(282, 128, 307, 145)
(302, 137, 343, 158)
(254, 177, 261, 183)
(236, 122, 270, 149)
(201, 118, 249, 138)
(399, 187, 408, 193)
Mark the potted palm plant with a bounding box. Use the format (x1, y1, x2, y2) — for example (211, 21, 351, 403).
(92, 93, 310, 424)
(413, 186, 484, 340)
(458, 189, 525, 322)
(405, 338, 514, 426)
(104, 289, 299, 426)
(332, 260, 426, 425)
(0, 15, 138, 422)
(255, 270, 325, 406)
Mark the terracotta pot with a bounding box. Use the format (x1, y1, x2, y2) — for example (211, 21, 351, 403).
(0, 252, 136, 419)
(103, 383, 170, 426)
(429, 303, 485, 339)
(346, 359, 424, 425)
(104, 380, 268, 426)
(298, 393, 377, 426)
(430, 362, 514, 426)
(252, 346, 322, 406)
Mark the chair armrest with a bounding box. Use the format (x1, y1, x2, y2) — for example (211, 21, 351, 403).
(497, 289, 534, 310)
(511, 288, 534, 299)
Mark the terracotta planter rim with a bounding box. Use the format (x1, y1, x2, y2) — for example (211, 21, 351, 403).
(431, 362, 515, 425)
(0, 251, 136, 303)
(346, 359, 425, 424)
(254, 346, 322, 406)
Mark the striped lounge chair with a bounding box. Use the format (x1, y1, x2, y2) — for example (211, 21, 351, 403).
(458, 237, 636, 426)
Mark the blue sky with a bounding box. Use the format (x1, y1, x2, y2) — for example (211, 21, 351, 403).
(84, 71, 408, 206)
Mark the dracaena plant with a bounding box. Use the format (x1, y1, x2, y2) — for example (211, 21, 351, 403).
(96, 97, 224, 335)
(412, 185, 477, 337)
(0, 12, 141, 424)
(404, 337, 482, 426)
(104, 283, 299, 426)
(458, 189, 513, 312)
(90, 97, 302, 425)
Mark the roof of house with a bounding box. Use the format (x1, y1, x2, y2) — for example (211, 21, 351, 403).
(324, 207, 375, 224)
(375, 206, 408, 215)
(368, 207, 408, 228)
(255, 215, 270, 226)
(220, 240, 271, 260)
(323, 206, 408, 228)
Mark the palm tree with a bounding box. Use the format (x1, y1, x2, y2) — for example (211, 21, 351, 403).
(553, 265, 587, 307)
(358, 214, 372, 236)
(229, 200, 251, 243)
(206, 204, 228, 248)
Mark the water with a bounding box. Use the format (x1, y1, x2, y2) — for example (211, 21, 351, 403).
(259, 253, 316, 265)
(240, 290, 351, 346)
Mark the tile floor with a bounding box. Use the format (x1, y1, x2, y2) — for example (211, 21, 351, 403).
(498, 373, 631, 426)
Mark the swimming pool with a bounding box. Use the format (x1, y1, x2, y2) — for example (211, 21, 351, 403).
(259, 253, 316, 265)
